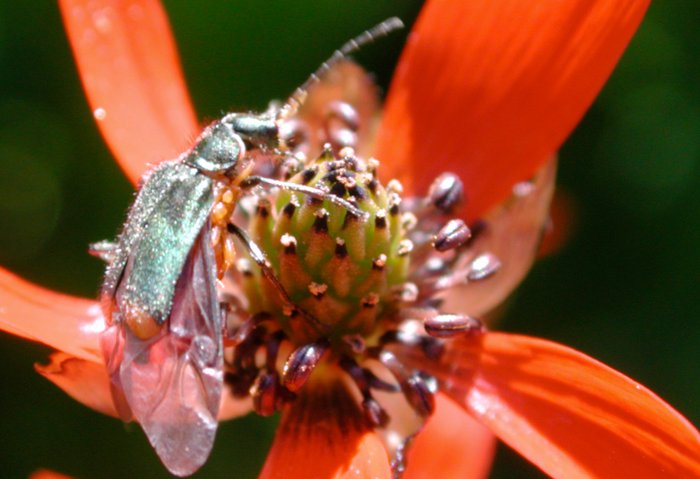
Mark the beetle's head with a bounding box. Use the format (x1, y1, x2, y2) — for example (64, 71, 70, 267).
(222, 113, 279, 152)
(187, 120, 248, 178)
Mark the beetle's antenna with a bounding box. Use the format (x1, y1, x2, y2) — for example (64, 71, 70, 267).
(277, 17, 404, 123)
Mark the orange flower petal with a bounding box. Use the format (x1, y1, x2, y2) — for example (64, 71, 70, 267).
(376, 0, 650, 221)
(59, 0, 199, 183)
(259, 377, 392, 479)
(0, 268, 103, 363)
(35, 351, 118, 417)
(405, 393, 496, 479)
(441, 333, 700, 478)
(30, 470, 76, 479)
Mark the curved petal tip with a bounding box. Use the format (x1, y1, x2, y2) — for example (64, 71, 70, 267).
(59, 0, 199, 183)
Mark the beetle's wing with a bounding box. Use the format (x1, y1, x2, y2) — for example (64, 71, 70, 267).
(116, 227, 223, 476)
(99, 161, 223, 475)
(102, 161, 214, 326)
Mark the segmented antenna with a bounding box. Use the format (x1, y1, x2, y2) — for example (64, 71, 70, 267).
(277, 17, 405, 122)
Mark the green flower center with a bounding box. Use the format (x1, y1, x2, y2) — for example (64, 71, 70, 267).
(239, 148, 409, 348)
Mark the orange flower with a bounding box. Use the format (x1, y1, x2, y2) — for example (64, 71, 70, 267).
(2, 1, 699, 478)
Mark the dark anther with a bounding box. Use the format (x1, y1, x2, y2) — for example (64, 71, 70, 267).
(282, 341, 329, 392)
(339, 356, 368, 390)
(374, 210, 387, 229)
(367, 178, 379, 195)
(301, 167, 318, 184)
(255, 199, 270, 218)
(424, 314, 483, 338)
(366, 370, 400, 393)
(342, 209, 360, 229)
(428, 172, 464, 213)
(379, 351, 435, 418)
(313, 209, 330, 234)
(467, 252, 501, 281)
(282, 201, 297, 218)
(306, 195, 323, 207)
(251, 372, 280, 417)
(280, 233, 297, 255)
(334, 238, 348, 258)
(405, 371, 435, 417)
(343, 156, 358, 170)
(330, 181, 347, 197)
(322, 171, 339, 183)
(362, 397, 389, 427)
(349, 184, 367, 200)
(433, 219, 471, 252)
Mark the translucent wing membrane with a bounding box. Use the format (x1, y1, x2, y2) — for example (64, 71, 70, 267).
(104, 229, 223, 476)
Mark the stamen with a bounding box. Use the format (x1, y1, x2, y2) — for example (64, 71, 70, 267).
(375, 209, 387, 229)
(339, 356, 391, 427)
(256, 198, 270, 218)
(378, 351, 435, 417)
(312, 208, 330, 233)
(427, 172, 464, 213)
(424, 314, 483, 338)
(433, 219, 471, 252)
(301, 167, 318, 184)
(280, 233, 297, 255)
(282, 200, 297, 218)
(467, 252, 501, 281)
(282, 342, 329, 392)
(334, 237, 348, 258)
(251, 372, 280, 417)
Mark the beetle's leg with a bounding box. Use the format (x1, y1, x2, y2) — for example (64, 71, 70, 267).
(240, 175, 369, 220)
(226, 222, 327, 332)
(89, 240, 118, 263)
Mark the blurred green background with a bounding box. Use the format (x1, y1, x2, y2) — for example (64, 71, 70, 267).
(0, 1, 698, 478)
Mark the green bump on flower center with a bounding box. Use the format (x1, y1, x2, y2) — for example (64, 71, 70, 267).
(240, 148, 409, 347)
